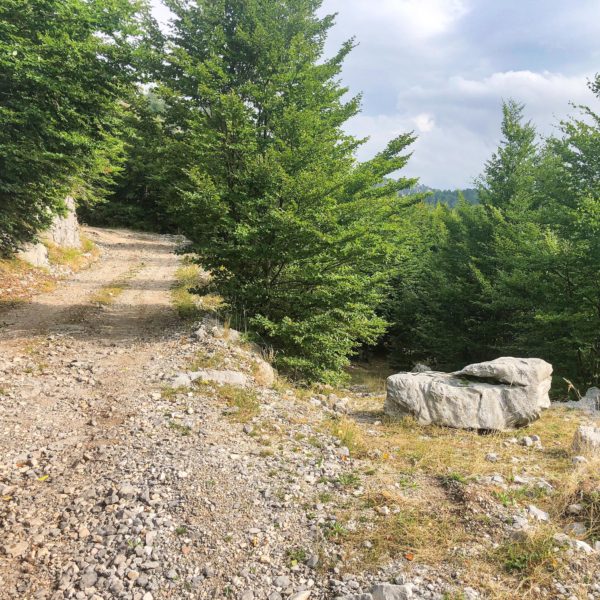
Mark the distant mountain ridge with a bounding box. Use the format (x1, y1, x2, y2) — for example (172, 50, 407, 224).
(400, 184, 479, 207)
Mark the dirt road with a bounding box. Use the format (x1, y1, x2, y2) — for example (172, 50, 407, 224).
(0, 229, 344, 600)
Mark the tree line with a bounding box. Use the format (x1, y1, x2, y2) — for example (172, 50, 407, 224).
(2, 0, 599, 391)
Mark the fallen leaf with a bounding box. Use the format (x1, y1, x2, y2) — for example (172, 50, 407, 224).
(404, 552, 415, 561)
(37, 475, 49, 482)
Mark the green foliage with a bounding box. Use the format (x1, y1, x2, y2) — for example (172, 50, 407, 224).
(159, 0, 417, 382)
(0, 0, 152, 255)
(386, 84, 600, 389)
(78, 90, 179, 231)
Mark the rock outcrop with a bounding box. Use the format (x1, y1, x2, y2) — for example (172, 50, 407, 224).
(16, 243, 49, 268)
(385, 357, 553, 430)
(46, 196, 81, 249)
(17, 196, 81, 267)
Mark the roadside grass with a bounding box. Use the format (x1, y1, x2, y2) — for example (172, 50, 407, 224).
(317, 377, 597, 597)
(216, 384, 260, 423)
(168, 421, 192, 436)
(493, 527, 563, 589)
(171, 257, 224, 320)
(90, 263, 142, 305)
(45, 235, 99, 271)
(190, 348, 229, 370)
(0, 258, 56, 309)
(345, 359, 395, 393)
(161, 386, 186, 401)
(0, 237, 99, 312)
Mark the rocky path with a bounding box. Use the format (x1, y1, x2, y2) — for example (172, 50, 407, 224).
(0, 230, 409, 600)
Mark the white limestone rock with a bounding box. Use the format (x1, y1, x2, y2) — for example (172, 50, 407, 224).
(384, 357, 552, 431)
(17, 242, 49, 268)
(572, 425, 600, 454)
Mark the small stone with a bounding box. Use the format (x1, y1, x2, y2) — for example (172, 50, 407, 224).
(512, 515, 529, 531)
(288, 592, 311, 600)
(80, 572, 98, 589)
(527, 505, 549, 522)
(520, 436, 533, 447)
(563, 522, 587, 537)
(127, 571, 140, 581)
(371, 582, 414, 600)
(274, 576, 291, 588)
(572, 539, 594, 554)
(485, 453, 499, 463)
(4, 542, 28, 557)
(166, 569, 177, 580)
(567, 503, 583, 515)
(306, 554, 319, 568)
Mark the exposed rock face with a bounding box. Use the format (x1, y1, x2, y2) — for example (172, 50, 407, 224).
(46, 196, 81, 248)
(17, 196, 81, 267)
(385, 357, 553, 431)
(572, 425, 600, 454)
(552, 387, 600, 414)
(580, 387, 600, 411)
(253, 358, 275, 387)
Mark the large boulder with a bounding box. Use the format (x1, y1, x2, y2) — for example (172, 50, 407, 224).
(385, 357, 553, 431)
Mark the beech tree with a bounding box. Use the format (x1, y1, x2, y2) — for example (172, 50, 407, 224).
(0, 0, 150, 255)
(160, 0, 417, 381)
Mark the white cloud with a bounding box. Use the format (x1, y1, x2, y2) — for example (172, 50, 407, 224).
(348, 70, 598, 188)
(451, 71, 593, 108)
(324, 0, 469, 41)
(413, 113, 435, 132)
(148, 0, 600, 188)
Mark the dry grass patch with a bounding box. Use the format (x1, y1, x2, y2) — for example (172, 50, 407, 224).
(325, 415, 367, 456)
(171, 258, 223, 320)
(171, 262, 203, 320)
(493, 527, 564, 590)
(189, 348, 229, 370)
(318, 386, 597, 596)
(216, 384, 259, 423)
(45, 236, 98, 271)
(0, 258, 56, 309)
(344, 497, 468, 567)
(345, 359, 395, 393)
(90, 263, 141, 305)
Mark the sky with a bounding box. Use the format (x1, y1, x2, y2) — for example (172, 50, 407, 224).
(150, 0, 600, 189)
